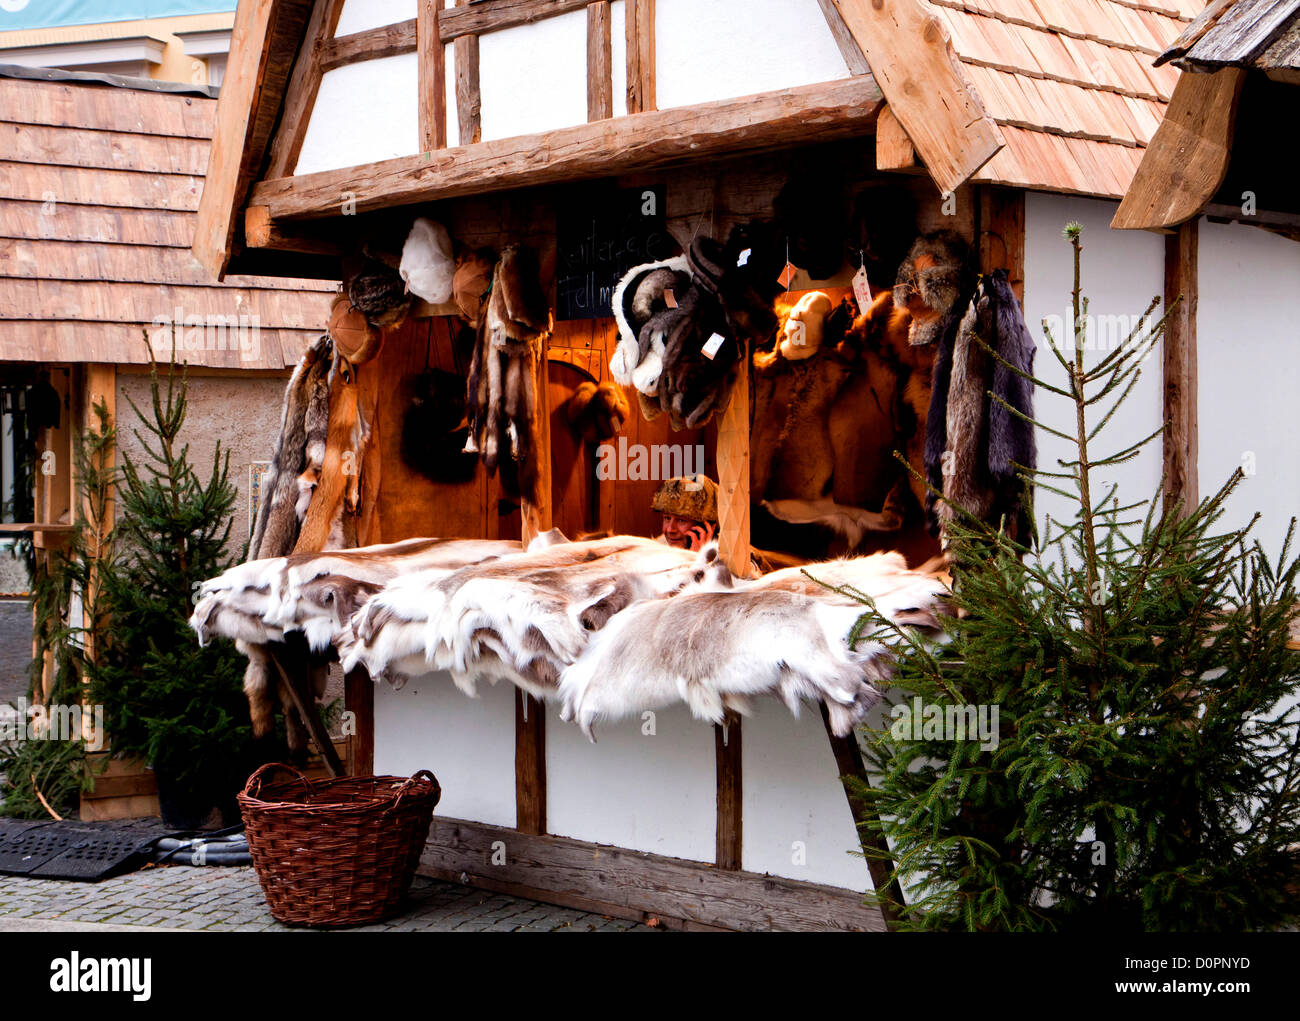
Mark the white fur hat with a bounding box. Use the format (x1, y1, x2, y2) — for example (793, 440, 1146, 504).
(400, 217, 455, 304)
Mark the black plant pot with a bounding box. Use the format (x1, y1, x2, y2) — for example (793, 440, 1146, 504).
(153, 766, 242, 832)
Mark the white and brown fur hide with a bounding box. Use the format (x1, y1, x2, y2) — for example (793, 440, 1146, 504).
(339, 535, 707, 700)
(558, 552, 949, 740)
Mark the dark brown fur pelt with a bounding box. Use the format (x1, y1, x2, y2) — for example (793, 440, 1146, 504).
(347, 250, 412, 329)
(464, 245, 551, 505)
(251, 335, 332, 560)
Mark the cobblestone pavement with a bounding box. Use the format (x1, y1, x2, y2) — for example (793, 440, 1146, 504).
(0, 865, 653, 932)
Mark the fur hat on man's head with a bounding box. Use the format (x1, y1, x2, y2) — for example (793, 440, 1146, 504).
(652, 474, 719, 524)
(892, 230, 976, 347)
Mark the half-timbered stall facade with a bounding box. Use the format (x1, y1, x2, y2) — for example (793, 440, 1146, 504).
(191, 0, 1261, 931)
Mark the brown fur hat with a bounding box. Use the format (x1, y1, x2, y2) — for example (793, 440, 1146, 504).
(892, 231, 976, 347)
(566, 380, 630, 443)
(652, 474, 719, 523)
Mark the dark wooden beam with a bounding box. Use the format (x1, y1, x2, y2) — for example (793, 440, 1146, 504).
(587, 1, 613, 121)
(420, 815, 889, 931)
(248, 75, 883, 220)
(816, 0, 869, 75)
(714, 710, 742, 870)
(419, 0, 447, 150)
(344, 666, 374, 775)
(820, 705, 902, 929)
(265, 0, 347, 180)
(625, 0, 655, 113)
(319, 18, 417, 72)
(978, 185, 1026, 306)
(514, 691, 547, 835)
(454, 0, 482, 146)
(244, 203, 345, 254)
(438, 0, 593, 42)
(1162, 217, 1199, 515)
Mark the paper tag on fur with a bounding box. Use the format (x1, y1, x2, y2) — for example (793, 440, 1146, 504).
(853, 265, 873, 315)
(663, 287, 678, 309)
(737, 248, 751, 267)
(777, 262, 797, 290)
(701, 333, 725, 360)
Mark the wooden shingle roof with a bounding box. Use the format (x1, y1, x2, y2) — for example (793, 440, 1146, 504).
(0, 69, 335, 370)
(931, 0, 1201, 197)
(1156, 0, 1300, 74)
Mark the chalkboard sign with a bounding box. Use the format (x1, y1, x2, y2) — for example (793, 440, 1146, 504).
(555, 185, 674, 321)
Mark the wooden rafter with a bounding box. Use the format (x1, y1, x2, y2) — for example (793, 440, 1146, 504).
(587, 1, 613, 120)
(439, 0, 593, 41)
(454, 0, 482, 146)
(248, 76, 883, 223)
(625, 0, 655, 114)
(1112, 68, 1246, 231)
(829, 0, 1004, 195)
(319, 19, 417, 71)
(419, 0, 447, 149)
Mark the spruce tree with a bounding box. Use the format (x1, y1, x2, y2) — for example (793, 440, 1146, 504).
(86, 351, 252, 813)
(845, 224, 1300, 931)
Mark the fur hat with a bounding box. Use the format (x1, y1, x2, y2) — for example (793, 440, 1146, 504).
(652, 475, 719, 524)
(892, 231, 976, 347)
(778, 291, 833, 361)
(400, 217, 455, 304)
(453, 249, 495, 326)
(328, 293, 384, 364)
(348, 252, 412, 329)
(610, 255, 690, 385)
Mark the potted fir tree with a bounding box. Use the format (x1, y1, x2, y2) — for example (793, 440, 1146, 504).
(87, 351, 256, 829)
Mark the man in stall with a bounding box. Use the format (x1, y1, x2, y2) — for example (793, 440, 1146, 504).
(653, 474, 719, 551)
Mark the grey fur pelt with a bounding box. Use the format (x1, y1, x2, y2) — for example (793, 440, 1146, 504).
(250, 335, 332, 560)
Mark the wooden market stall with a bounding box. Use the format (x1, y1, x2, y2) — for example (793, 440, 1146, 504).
(192, 0, 1213, 930)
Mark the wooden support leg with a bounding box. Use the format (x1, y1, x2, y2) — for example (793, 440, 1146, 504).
(344, 666, 374, 776)
(515, 690, 546, 835)
(714, 710, 743, 870)
(269, 647, 345, 777)
(820, 704, 903, 928)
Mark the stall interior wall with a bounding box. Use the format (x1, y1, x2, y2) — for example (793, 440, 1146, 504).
(364, 146, 968, 888)
(294, 0, 852, 175)
(1195, 218, 1300, 554)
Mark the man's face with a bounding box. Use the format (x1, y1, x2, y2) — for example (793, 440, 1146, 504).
(662, 513, 716, 550)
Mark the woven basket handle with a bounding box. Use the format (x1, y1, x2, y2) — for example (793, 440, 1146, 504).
(391, 769, 440, 810)
(243, 762, 314, 800)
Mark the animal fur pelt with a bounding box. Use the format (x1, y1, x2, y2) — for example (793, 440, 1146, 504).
(348, 250, 412, 329)
(250, 336, 332, 560)
(558, 552, 949, 740)
(893, 231, 976, 349)
(401, 369, 479, 484)
(464, 245, 551, 505)
(565, 380, 629, 444)
(339, 536, 707, 699)
(936, 269, 1036, 541)
(610, 255, 691, 386)
(294, 356, 362, 553)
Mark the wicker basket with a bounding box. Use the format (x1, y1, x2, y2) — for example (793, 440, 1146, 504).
(237, 763, 441, 928)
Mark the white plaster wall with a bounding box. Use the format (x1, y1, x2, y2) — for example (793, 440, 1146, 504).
(373, 672, 517, 828)
(478, 11, 589, 142)
(1024, 193, 1166, 541)
(545, 702, 716, 862)
(741, 700, 871, 891)
(335, 0, 417, 37)
(1196, 218, 1300, 553)
(654, 0, 849, 109)
(295, 53, 420, 174)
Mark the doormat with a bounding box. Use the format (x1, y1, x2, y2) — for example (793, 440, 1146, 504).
(0, 818, 172, 880)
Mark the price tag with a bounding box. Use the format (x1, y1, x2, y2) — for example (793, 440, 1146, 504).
(852, 264, 873, 315)
(736, 248, 751, 267)
(777, 262, 797, 290)
(701, 333, 725, 360)
(663, 287, 678, 309)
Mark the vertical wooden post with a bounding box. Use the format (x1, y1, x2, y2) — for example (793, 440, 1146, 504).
(418, 0, 448, 150)
(714, 709, 742, 869)
(819, 706, 901, 928)
(1163, 218, 1198, 515)
(625, 0, 655, 114)
(344, 666, 374, 776)
(454, 0, 481, 146)
(716, 358, 751, 577)
(515, 690, 547, 835)
(520, 343, 553, 545)
(587, 1, 613, 121)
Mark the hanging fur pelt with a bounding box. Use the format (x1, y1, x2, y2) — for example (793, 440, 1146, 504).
(338, 535, 706, 699)
(464, 245, 551, 505)
(251, 336, 332, 560)
(937, 269, 1037, 541)
(558, 552, 949, 741)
